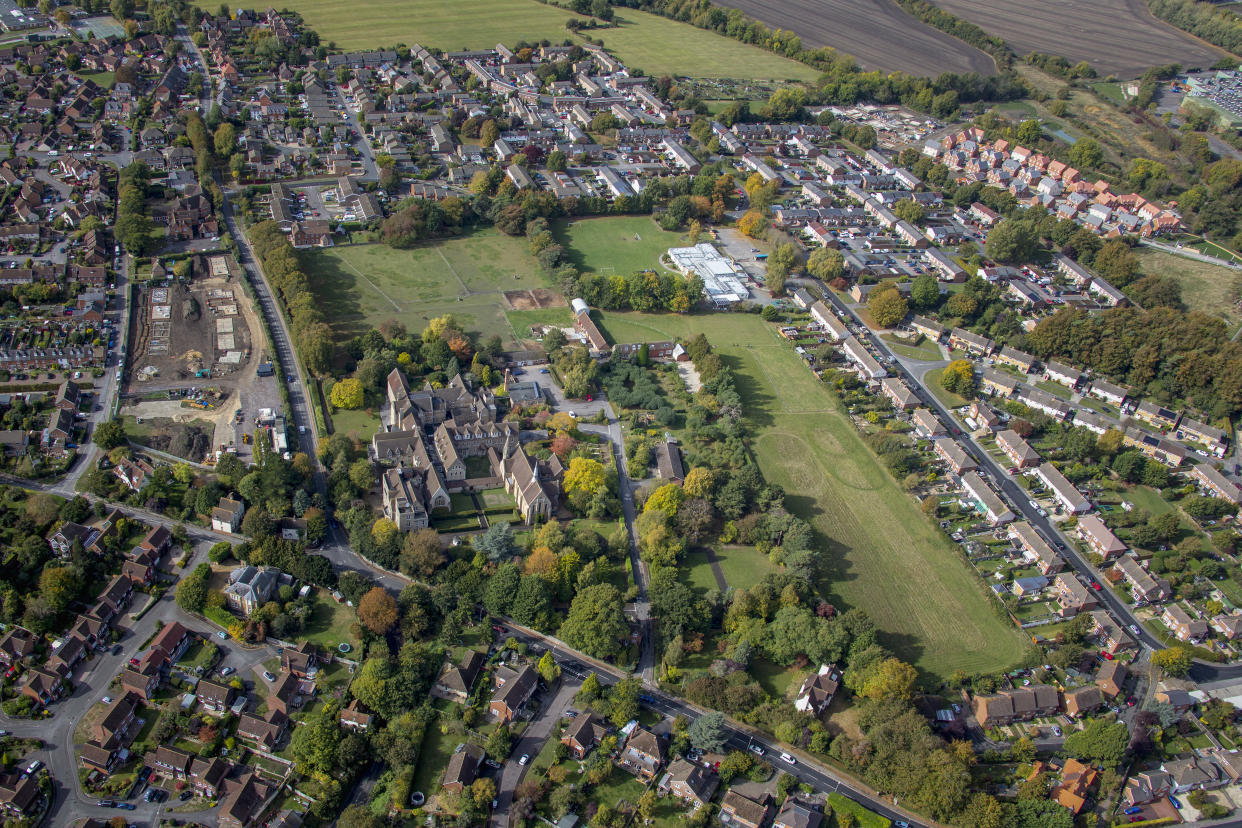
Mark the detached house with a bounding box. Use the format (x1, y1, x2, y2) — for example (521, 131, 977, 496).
(211, 498, 245, 533)
(658, 758, 718, 810)
(489, 663, 536, 723)
(432, 650, 483, 703)
(562, 712, 609, 758)
(794, 664, 840, 716)
(441, 744, 483, 793)
(720, 790, 773, 828)
(618, 727, 665, 782)
(237, 709, 288, 751)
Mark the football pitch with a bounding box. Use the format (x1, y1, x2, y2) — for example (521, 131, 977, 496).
(596, 310, 1028, 679)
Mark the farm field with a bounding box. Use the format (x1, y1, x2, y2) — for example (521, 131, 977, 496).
(280, 0, 819, 80)
(714, 0, 995, 76)
(1137, 248, 1242, 329)
(595, 310, 1028, 679)
(300, 229, 558, 350)
(928, 0, 1226, 77)
(569, 9, 821, 80)
(555, 215, 689, 276)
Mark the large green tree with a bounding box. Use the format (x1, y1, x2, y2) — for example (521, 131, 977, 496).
(558, 583, 627, 658)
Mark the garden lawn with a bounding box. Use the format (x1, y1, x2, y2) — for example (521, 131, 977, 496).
(923, 367, 970, 410)
(683, 548, 723, 595)
(880, 334, 943, 362)
(413, 723, 461, 796)
(829, 792, 892, 828)
(300, 591, 362, 653)
(750, 658, 802, 699)
(329, 407, 381, 442)
(555, 216, 688, 276)
(280, 0, 820, 80)
(714, 544, 776, 587)
(595, 310, 1028, 679)
(300, 229, 545, 349)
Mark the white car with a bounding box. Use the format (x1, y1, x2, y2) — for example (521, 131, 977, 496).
(779, 752, 796, 765)
(518, 754, 530, 766)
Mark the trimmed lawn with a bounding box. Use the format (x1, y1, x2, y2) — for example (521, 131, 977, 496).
(330, 407, 380, 442)
(480, 487, 514, 508)
(280, 0, 820, 80)
(466, 456, 494, 478)
(683, 548, 723, 595)
(828, 792, 892, 828)
(595, 310, 1027, 679)
(923, 367, 970, 410)
(1136, 248, 1242, 330)
(555, 216, 688, 276)
(880, 333, 943, 362)
(300, 591, 362, 653)
(505, 307, 573, 341)
(412, 723, 461, 796)
(299, 229, 545, 349)
(750, 658, 802, 699)
(714, 544, 776, 587)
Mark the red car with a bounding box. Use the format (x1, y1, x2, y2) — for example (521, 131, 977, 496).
(1101, 651, 1114, 661)
(1090, 582, 1102, 590)
(1007, 467, 1018, 475)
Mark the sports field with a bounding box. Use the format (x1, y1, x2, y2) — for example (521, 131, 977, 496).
(555, 216, 688, 276)
(595, 310, 1027, 678)
(301, 229, 554, 348)
(279, 0, 819, 80)
(1137, 248, 1242, 329)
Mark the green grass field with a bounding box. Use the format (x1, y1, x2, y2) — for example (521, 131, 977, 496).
(595, 310, 1028, 679)
(301, 229, 550, 348)
(555, 216, 688, 276)
(300, 591, 362, 652)
(280, 0, 819, 80)
(330, 407, 381, 442)
(1136, 248, 1242, 329)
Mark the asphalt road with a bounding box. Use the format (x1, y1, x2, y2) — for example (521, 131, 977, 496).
(812, 283, 1164, 652)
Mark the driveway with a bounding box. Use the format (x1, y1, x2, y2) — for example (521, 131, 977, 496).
(491, 679, 580, 828)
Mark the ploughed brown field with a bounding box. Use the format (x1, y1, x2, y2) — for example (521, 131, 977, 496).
(716, 0, 997, 76)
(929, 0, 1227, 77)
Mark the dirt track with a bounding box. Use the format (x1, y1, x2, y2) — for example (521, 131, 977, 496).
(930, 0, 1228, 77)
(715, 0, 997, 76)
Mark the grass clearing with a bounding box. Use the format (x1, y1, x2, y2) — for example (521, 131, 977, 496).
(330, 407, 381, 442)
(828, 792, 892, 828)
(300, 229, 546, 349)
(1136, 248, 1242, 328)
(713, 544, 776, 587)
(555, 216, 688, 276)
(281, 0, 820, 80)
(595, 310, 1028, 679)
(923, 367, 970, 410)
(880, 333, 943, 362)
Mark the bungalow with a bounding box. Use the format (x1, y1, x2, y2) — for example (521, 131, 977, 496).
(340, 699, 374, 733)
(490, 663, 537, 724)
(948, 327, 994, 356)
(442, 744, 483, 793)
(1011, 521, 1062, 575)
(719, 790, 773, 828)
(1113, 555, 1171, 604)
(196, 678, 235, 712)
(1188, 464, 1242, 506)
(1062, 686, 1103, 718)
(1096, 661, 1129, 697)
(1163, 756, 1226, 793)
(972, 684, 1059, 726)
(880, 376, 919, 410)
(659, 758, 719, 810)
(618, 727, 665, 782)
(1075, 515, 1127, 559)
(432, 650, 484, 703)
(1035, 462, 1090, 514)
(996, 429, 1040, 469)
(562, 712, 609, 758)
(961, 471, 1015, 525)
(979, 367, 1019, 398)
(1162, 604, 1209, 642)
(934, 439, 977, 475)
(912, 408, 946, 438)
(794, 663, 840, 716)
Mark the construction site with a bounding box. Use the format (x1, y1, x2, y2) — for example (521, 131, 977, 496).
(121, 255, 281, 462)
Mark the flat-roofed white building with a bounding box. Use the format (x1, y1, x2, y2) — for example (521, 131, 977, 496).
(667, 243, 749, 306)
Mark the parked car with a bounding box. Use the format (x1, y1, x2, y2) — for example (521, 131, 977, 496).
(518, 754, 530, 766)
(263, 671, 276, 682)
(117, 802, 135, 811)
(779, 752, 796, 765)
(216, 631, 227, 640)
(220, 666, 234, 676)
(748, 744, 765, 756)
(112, 644, 123, 656)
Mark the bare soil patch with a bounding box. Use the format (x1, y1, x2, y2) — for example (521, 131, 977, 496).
(503, 288, 564, 310)
(714, 0, 996, 76)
